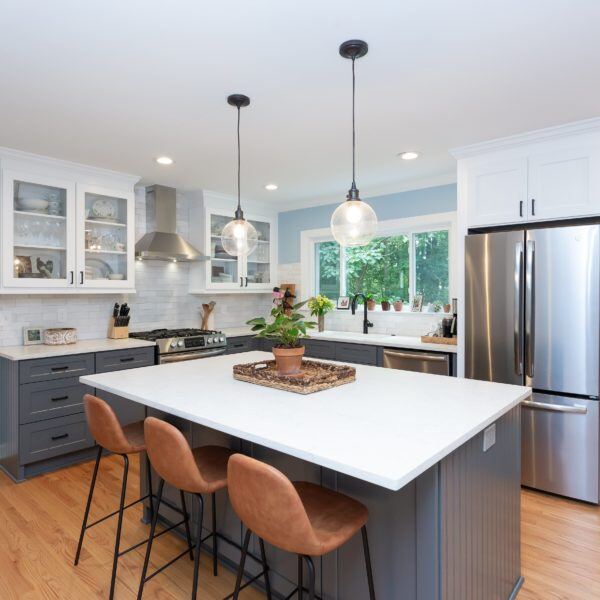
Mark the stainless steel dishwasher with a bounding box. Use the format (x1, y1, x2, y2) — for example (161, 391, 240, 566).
(382, 348, 450, 375)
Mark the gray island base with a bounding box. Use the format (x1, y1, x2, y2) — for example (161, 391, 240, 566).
(81, 351, 528, 600)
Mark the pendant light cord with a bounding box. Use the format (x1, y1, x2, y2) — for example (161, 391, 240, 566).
(351, 57, 356, 190)
(236, 106, 241, 212)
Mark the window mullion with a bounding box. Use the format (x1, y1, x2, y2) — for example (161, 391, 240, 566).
(340, 245, 347, 296)
(409, 233, 416, 303)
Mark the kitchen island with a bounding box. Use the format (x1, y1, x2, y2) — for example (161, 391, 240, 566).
(81, 351, 529, 600)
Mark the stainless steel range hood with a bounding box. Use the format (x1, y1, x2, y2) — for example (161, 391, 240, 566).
(135, 185, 205, 262)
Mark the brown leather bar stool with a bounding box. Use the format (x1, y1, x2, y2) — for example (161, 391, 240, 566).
(138, 417, 270, 600)
(75, 394, 183, 600)
(228, 454, 376, 600)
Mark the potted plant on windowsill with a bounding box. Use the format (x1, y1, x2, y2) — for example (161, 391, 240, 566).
(365, 293, 377, 311)
(379, 295, 391, 311)
(393, 298, 404, 312)
(247, 300, 316, 376)
(307, 295, 335, 332)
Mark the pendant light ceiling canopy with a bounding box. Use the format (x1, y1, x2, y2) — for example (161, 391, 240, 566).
(330, 39, 377, 247)
(221, 93, 258, 257)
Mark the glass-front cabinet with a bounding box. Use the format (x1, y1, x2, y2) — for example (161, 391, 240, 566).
(77, 185, 135, 289)
(1, 167, 136, 292)
(193, 206, 276, 292)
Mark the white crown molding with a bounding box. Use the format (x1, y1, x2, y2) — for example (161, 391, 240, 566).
(279, 171, 457, 212)
(0, 145, 140, 184)
(450, 116, 600, 159)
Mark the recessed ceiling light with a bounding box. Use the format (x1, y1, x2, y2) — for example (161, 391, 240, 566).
(398, 151, 420, 160)
(156, 156, 174, 165)
(264, 183, 278, 191)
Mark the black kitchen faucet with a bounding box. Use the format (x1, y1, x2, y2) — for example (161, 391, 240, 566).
(351, 293, 374, 334)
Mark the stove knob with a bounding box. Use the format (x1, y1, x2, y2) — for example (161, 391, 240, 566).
(170, 341, 177, 348)
(207, 337, 213, 344)
(177, 340, 184, 347)
(219, 336, 225, 342)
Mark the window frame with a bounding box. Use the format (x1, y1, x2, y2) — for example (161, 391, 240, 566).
(301, 211, 457, 306)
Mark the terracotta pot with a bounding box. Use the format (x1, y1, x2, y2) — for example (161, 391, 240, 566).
(381, 301, 391, 311)
(444, 303, 451, 313)
(272, 345, 305, 376)
(318, 314, 325, 332)
(367, 299, 376, 311)
(393, 301, 403, 312)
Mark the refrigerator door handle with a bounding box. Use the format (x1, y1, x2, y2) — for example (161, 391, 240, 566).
(525, 240, 535, 378)
(522, 400, 588, 414)
(514, 242, 524, 376)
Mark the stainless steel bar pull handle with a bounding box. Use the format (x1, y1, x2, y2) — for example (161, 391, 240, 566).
(525, 240, 535, 378)
(383, 349, 447, 362)
(522, 400, 587, 414)
(514, 242, 524, 376)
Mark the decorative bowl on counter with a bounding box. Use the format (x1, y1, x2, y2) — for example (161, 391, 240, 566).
(44, 327, 77, 345)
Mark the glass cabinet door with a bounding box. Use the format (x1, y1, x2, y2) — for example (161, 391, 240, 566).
(245, 218, 272, 288)
(77, 186, 134, 288)
(2, 171, 75, 288)
(208, 212, 242, 288)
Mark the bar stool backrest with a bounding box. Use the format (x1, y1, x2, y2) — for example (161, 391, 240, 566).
(144, 417, 208, 493)
(227, 454, 321, 555)
(83, 394, 134, 454)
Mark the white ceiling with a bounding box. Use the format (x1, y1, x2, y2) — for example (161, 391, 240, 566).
(1, 0, 599, 208)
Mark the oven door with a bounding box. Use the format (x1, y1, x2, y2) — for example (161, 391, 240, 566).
(159, 348, 226, 364)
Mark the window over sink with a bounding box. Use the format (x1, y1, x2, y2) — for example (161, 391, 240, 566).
(305, 212, 456, 309)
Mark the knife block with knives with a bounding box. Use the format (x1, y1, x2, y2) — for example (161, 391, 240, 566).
(108, 302, 130, 339)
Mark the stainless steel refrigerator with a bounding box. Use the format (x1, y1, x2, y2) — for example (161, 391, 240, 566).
(465, 224, 600, 503)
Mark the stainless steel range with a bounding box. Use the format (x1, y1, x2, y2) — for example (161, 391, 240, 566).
(129, 329, 227, 363)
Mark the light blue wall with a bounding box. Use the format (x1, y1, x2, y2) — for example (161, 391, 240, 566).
(278, 183, 457, 263)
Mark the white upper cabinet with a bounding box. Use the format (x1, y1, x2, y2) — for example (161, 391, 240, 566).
(467, 158, 528, 227)
(189, 192, 277, 294)
(455, 120, 600, 229)
(0, 148, 138, 293)
(527, 145, 600, 221)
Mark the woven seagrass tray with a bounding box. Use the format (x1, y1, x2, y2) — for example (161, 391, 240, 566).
(233, 359, 356, 394)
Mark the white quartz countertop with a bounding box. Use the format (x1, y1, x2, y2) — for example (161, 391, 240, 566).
(222, 327, 457, 353)
(81, 351, 528, 491)
(0, 337, 156, 361)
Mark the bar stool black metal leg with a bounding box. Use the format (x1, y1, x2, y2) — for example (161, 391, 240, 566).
(146, 453, 154, 523)
(361, 525, 376, 600)
(298, 555, 303, 599)
(109, 454, 129, 600)
(211, 492, 218, 576)
(233, 528, 252, 600)
(191, 494, 204, 600)
(74, 445, 102, 565)
(180, 490, 194, 561)
(302, 556, 315, 600)
(137, 478, 164, 600)
(259, 537, 272, 600)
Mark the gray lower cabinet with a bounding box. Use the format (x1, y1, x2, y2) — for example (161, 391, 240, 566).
(0, 345, 155, 481)
(226, 336, 257, 354)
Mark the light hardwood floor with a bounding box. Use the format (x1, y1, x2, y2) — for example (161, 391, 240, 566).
(0, 455, 599, 599)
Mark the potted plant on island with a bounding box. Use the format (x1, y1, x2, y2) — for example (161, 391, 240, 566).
(247, 300, 316, 376)
(307, 295, 335, 332)
(379, 294, 391, 311)
(393, 298, 404, 312)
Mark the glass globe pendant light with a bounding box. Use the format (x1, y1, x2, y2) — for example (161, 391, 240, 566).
(221, 94, 258, 257)
(330, 40, 377, 247)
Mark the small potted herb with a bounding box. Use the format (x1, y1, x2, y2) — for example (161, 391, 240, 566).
(247, 300, 316, 376)
(379, 295, 391, 311)
(432, 301, 442, 313)
(366, 293, 377, 311)
(307, 295, 335, 332)
(393, 298, 404, 312)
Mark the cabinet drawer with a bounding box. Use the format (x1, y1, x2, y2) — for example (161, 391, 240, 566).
(20, 378, 93, 425)
(19, 353, 94, 384)
(226, 337, 255, 354)
(335, 343, 378, 365)
(20, 413, 94, 465)
(95, 347, 155, 373)
(304, 340, 336, 360)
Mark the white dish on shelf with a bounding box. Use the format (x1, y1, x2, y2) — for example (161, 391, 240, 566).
(108, 273, 125, 280)
(17, 198, 49, 211)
